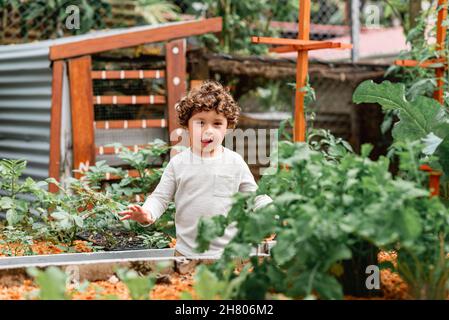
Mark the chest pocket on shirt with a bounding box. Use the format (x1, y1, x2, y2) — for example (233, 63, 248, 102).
(213, 174, 236, 197)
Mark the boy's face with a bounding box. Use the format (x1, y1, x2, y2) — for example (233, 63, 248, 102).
(187, 110, 228, 155)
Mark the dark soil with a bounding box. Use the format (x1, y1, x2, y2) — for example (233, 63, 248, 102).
(77, 229, 169, 251)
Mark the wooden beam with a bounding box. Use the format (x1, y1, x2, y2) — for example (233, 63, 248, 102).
(252, 36, 322, 46)
(91, 70, 165, 80)
(253, 36, 352, 51)
(48, 60, 64, 193)
(94, 119, 167, 129)
(69, 56, 95, 179)
(395, 58, 447, 68)
(165, 39, 187, 147)
(269, 42, 352, 53)
(93, 95, 166, 105)
(50, 18, 222, 60)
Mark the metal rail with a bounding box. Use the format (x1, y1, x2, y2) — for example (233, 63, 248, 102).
(0, 241, 276, 271)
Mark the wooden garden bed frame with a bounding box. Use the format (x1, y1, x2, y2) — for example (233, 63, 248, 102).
(48, 18, 222, 191)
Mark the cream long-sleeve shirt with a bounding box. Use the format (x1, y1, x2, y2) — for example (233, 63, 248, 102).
(142, 146, 273, 258)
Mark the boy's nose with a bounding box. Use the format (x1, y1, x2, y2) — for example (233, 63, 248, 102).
(203, 125, 214, 134)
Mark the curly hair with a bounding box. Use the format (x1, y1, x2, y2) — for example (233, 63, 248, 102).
(175, 80, 241, 129)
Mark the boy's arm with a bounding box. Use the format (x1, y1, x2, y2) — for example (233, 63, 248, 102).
(141, 160, 176, 221)
(238, 157, 273, 211)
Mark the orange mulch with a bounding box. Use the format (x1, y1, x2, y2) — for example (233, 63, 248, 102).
(168, 237, 176, 248)
(0, 272, 195, 300)
(72, 273, 196, 300)
(151, 273, 196, 300)
(0, 240, 92, 257)
(0, 249, 422, 300)
(377, 251, 409, 300)
(0, 280, 37, 300)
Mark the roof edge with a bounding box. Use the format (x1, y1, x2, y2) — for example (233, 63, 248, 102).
(49, 17, 222, 61)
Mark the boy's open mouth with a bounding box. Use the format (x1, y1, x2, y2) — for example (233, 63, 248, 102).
(201, 138, 213, 146)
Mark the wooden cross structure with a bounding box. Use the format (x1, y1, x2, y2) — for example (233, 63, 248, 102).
(395, 0, 447, 196)
(395, 0, 448, 104)
(251, 0, 352, 142)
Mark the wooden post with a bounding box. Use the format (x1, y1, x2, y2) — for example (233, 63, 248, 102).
(48, 60, 64, 192)
(251, 0, 351, 143)
(434, 0, 447, 103)
(295, 0, 311, 142)
(68, 56, 95, 179)
(165, 39, 187, 147)
(420, 165, 443, 197)
(395, 0, 447, 106)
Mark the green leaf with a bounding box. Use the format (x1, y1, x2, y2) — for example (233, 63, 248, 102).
(313, 273, 344, 300)
(73, 215, 84, 228)
(361, 144, 374, 158)
(116, 268, 155, 300)
(51, 211, 70, 221)
(241, 210, 276, 243)
(272, 232, 297, 266)
(422, 132, 444, 155)
(193, 265, 226, 300)
(195, 215, 228, 253)
(6, 208, 21, 226)
(0, 197, 13, 209)
(27, 267, 68, 300)
(353, 80, 449, 161)
(322, 245, 352, 271)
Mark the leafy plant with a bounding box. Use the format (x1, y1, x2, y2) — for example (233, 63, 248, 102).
(41, 177, 128, 246)
(0, 139, 174, 253)
(0, 159, 49, 226)
(101, 139, 170, 198)
(385, 3, 448, 104)
(183, 0, 297, 54)
(116, 268, 156, 300)
(353, 80, 449, 202)
(195, 137, 449, 299)
(136, 0, 180, 25)
(191, 263, 253, 300)
(308, 128, 354, 163)
(27, 266, 69, 300)
(8, 0, 112, 40)
(0, 226, 34, 256)
(138, 231, 171, 249)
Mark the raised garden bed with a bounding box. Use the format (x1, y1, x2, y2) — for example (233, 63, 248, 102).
(0, 250, 412, 300)
(0, 245, 272, 300)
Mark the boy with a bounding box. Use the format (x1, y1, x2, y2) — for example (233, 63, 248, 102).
(119, 81, 273, 258)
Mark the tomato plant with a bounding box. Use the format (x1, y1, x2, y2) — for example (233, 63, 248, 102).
(0, 140, 175, 252)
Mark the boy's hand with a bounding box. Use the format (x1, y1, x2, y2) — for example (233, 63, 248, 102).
(118, 204, 154, 225)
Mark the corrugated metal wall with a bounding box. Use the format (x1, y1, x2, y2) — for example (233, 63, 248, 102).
(0, 43, 52, 182)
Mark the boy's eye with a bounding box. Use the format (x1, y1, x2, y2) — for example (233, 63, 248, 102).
(214, 122, 222, 126)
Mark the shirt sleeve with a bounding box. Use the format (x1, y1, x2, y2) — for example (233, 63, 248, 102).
(238, 156, 273, 211)
(141, 160, 176, 220)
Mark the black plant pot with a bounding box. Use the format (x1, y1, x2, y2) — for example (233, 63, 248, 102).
(338, 242, 382, 298)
